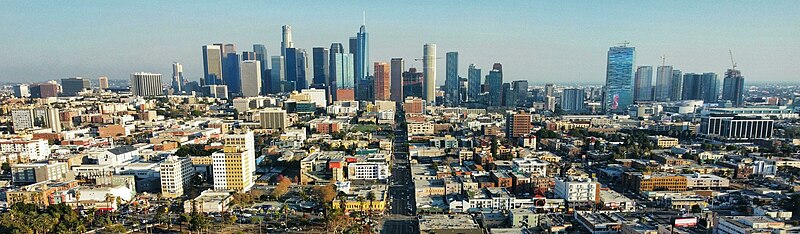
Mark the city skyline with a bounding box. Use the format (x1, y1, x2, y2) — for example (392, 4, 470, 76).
(1, 1, 799, 84)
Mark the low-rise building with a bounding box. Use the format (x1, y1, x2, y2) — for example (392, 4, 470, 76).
(183, 189, 234, 213)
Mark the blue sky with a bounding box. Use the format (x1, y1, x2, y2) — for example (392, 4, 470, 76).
(0, 1, 798, 84)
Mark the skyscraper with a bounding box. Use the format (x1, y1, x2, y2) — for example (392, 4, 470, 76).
(130, 72, 162, 97)
(403, 68, 424, 99)
(331, 53, 354, 101)
(241, 51, 256, 60)
(562, 88, 585, 113)
(634, 66, 653, 101)
(220, 44, 240, 95)
(390, 58, 404, 102)
(722, 69, 745, 107)
(544, 84, 555, 98)
(682, 72, 718, 102)
(354, 24, 369, 100)
(270, 56, 285, 93)
(603, 45, 635, 113)
(281, 25, 293, 56)
(486, 64, 503, 107)
(253, 44, 270, 95)
(312, 47, 330, 100)
(172, 62, 184, 92)
(329, 43, 345, 93)
(502, 83, 514, 107)
(445, 52, 460, 107)
(13, 84, 29, 98)
(285, 48, 309, 91)
(701, 72, 719, 103)
(423, 43, 436, 103)
(512, 80, 529, 107)
(467, 64, 481, 102)
(240, 60, 261, 97)
(374, 62, 390, 100)
(61, 77, 90, 96)
(670, 69, 683, 101)
(202, 44, 223, 85)
(98, 76, 109, 90)
(654, 65, 674, 101)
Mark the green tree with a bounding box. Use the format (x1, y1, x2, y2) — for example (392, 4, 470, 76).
(1, 162, 10, 173)
(189, 212, 210, 232)
(102, 224, 127, 234)
(690, 204, 703, 213)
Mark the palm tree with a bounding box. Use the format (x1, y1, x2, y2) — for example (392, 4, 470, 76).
(356, 196, 365, 217)
(366, 191, 376, 218)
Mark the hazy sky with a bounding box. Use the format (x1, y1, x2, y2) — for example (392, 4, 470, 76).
(1, 1, 798, 85)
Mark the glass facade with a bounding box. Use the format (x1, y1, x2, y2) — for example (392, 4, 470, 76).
(467, 64, 481, 102)
(603, 45, 635, 113)
(445, 51, 460, 106)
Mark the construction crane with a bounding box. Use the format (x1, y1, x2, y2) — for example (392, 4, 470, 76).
(618, 41, 631, 47)
(729, 50, 738, 70)
(412, 57, 443, 61)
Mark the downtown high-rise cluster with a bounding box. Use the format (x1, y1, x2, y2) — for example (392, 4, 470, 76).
(603, 44, 746, 114)
(186, 22, 533, 109)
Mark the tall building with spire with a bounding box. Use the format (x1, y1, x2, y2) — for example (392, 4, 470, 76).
(354, 22, 369, 100)
(423, 43, 437, 103)
(603, 44, 635, 113)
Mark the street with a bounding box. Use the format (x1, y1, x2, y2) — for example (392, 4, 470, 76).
(381, 110, 419, 234)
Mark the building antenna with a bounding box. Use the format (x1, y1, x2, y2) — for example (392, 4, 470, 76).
(362, 11, 366, 25)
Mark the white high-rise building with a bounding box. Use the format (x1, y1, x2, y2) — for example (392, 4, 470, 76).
(554, 176, 598, 202)
(160, 156, 194, 198)
(240, 60, 262, 97)
(33, 107, 61, 133)
(172, 62, 184, 92)
(11, 109, 35, 131)
(423, 43, 437, 103)
(212, 131, 256, 192)
(11, 107, 60, 133)
(281, 25, 293, 56)
(130, 72, 163, 97)
(13, 84, 30, 98)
